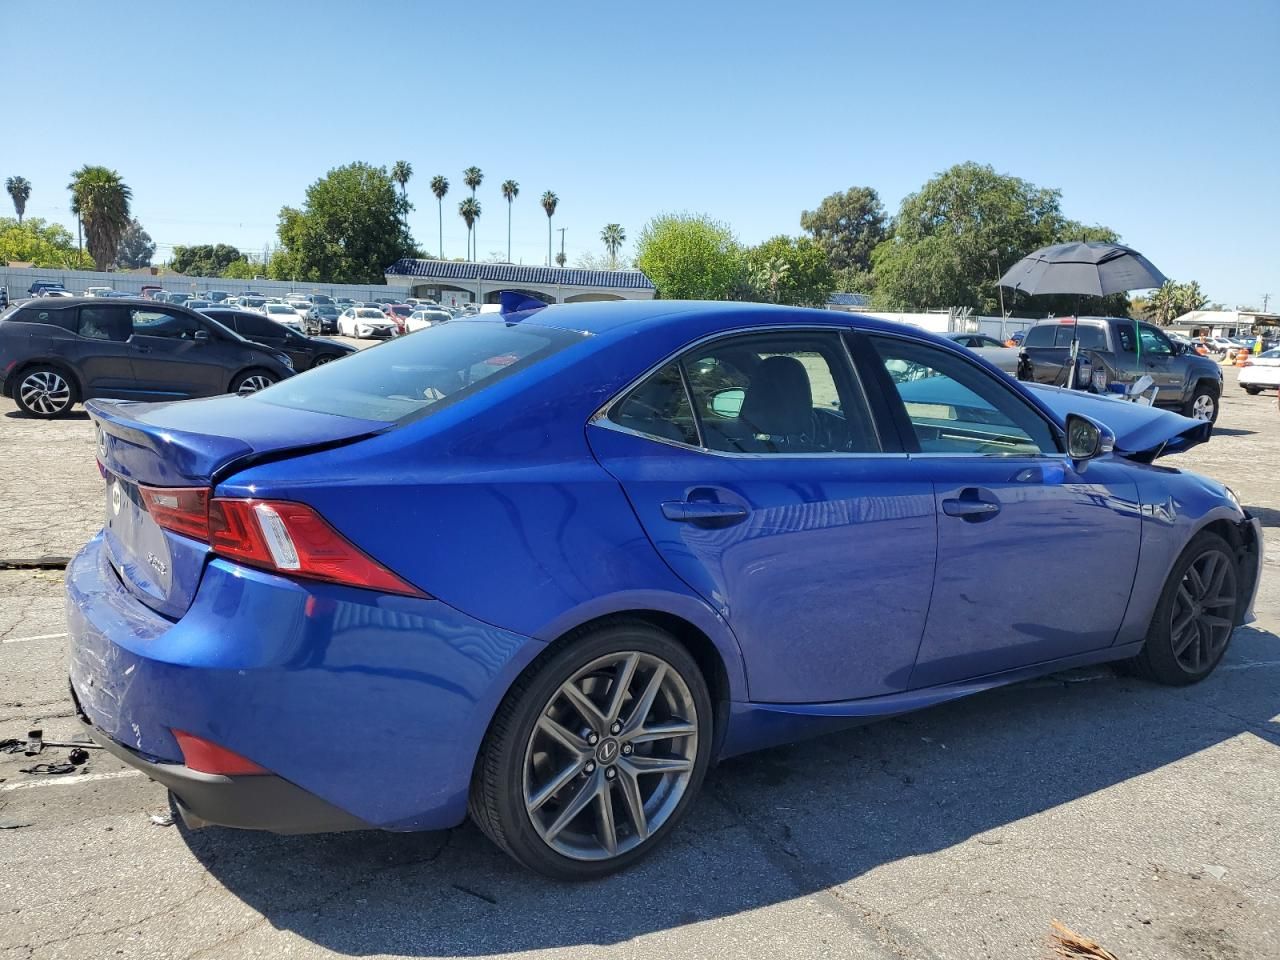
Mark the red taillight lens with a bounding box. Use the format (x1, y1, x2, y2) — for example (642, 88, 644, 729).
(138, 485, 211, 540)
(208, 497, 427, 597)
(172, 730, 268, 775)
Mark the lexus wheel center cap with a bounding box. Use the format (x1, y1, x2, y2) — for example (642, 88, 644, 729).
(596, 738, 620, 764)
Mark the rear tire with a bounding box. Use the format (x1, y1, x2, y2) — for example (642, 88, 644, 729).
(13, 365, 78, 418)
(469, 620, 713, 880)
(1183, 382, 1220, 424)
(1127, 531, 1239, 685)
(1244, 386, 1261, 396)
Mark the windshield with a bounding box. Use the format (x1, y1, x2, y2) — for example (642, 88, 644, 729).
(249, 318, 579, 423)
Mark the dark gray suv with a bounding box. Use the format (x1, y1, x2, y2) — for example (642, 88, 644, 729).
(0, 297, 295, 418)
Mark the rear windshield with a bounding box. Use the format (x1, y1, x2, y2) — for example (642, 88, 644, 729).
(249, 318, 579, 423)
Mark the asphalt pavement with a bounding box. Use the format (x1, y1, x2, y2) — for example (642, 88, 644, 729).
(0, 385, 1276, 960)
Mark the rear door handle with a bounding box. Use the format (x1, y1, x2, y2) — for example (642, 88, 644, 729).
(942, 488, 1001, 522)
(661, 501, 748, 523)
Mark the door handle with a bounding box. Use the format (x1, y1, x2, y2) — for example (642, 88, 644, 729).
(942, 488, 1001, 522)
(661, 501, 748, 524)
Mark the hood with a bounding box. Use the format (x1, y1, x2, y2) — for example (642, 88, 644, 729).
(1024, 384, 1211, 462)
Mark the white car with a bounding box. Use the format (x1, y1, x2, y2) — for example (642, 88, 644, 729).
(264, 303, 304, 330)
(405, 308, 451, 333)
(1238, 348, 1280, 395)
(84, 286, 114, 298)
(338, 307, 398, 339)
(285, 298, 311, 315)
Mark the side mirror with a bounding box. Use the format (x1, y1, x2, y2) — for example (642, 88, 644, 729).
(709, 387, 746, 418)
(1065, 413, 1115, 463)
(193, 329, 210, 342)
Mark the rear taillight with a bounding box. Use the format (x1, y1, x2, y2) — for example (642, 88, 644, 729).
(139, 486, 426, 598)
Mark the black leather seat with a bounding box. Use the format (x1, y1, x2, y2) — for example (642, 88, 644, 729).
(734, 356, 821, 453)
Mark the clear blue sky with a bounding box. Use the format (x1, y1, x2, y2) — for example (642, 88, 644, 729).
(9, 0, 1277, 306)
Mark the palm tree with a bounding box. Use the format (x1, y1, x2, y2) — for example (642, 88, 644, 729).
(1147, 280, 1180, 325)
(430, 175, 449, 257)
(5, 176, 31, 224)
(391, 160, 413, 229)
(600, 223, 625, 269)
(464, 166, 483, 198)
(459, 197, 481, 261)
(541, 191, 559, 267)
(68, 165, 132, 271)
(500, 180, 519, 262)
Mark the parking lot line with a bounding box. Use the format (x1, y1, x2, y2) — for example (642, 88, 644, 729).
(1, 631, 68, 644)
(0, 769, 144, 792)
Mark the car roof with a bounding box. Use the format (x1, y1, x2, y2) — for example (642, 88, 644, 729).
(15, 296, 180, 308)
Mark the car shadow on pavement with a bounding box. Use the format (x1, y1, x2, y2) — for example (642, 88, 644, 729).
(182, 627, 1280, 957)
(3, 410, 90, 420)
(1210, 427, 1256, 437)
(1245, 504, 1280, 528)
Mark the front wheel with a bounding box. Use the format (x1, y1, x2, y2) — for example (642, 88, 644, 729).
(13, 366, 77, 418)
(1127, 531, 1240, 685)
(1183, 383, 1219, 424)
(469, 621, 713, 880)
(229, 369, 277, 396)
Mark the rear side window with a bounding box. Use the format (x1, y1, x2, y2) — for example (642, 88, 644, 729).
(78, 306, 131, 341)
(250, 318, 578, 423)
(609, 363, 699, 446)
(1024, 323, 1107, 349)
(14, 306, 77, 332)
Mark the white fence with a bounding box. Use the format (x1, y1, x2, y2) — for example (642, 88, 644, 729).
(0, 265, 411, 303)
(855, 310, 1037, 342)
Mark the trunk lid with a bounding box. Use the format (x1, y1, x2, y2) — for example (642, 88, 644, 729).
(89, 395, 388, 618)
(1024, 383, 1212, 461)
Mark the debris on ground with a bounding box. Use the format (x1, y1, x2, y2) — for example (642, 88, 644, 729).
(150, 813, 175, 827)
(24, 729, 43, 755)
(1047, 920, 1119, 959)
(68, 747, 90, 766)
(0, 820, 33, 830)
(18, 761, 77, 775)
(0, 738, 23, 754)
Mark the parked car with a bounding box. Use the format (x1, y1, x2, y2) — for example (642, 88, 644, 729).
(1237, 348, 1280, 395)
(284, 298, 311, 315)
(335, 298, 356, 308)
(40, 290, 76, 298)
(84, 286, 114, 298)
(183, 299, 213, 311)
(66, 301, 1261, 879)
(942, 332, 1020, 375)
(1019, 317, 1224, 423)
(381, 303, 413, 334)
(28, 281, 66, 297)
(0, 297, 294, 417)
(206, 290, 232, 303)
(308, 294, 335, 306)
(236, 295, 267, 311)
(304, 303, 341, 335)
(338, 307, 398, 339)
(201, 308, 355, 371)
(264, 303, 304, 330)
(0, 287, 7, 310)
(405, 307, 451, 333)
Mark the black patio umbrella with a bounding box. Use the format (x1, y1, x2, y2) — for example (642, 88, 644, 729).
(999, 241, 1167, 388)
(998, 241, 1167, 297)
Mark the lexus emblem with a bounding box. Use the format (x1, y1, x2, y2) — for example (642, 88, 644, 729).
(110, 482, 123, 516)
(596, 739, 620, 764)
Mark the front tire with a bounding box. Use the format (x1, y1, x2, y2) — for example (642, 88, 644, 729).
(469, 621, 713, 880)
(229, 369, 277, 396)
(1128, 531, 1240, 685)
(13, 365, 77, 418)
(1183, 382, 1220, 424)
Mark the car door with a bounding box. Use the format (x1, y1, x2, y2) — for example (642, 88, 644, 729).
(1115, 322, 1181, 398)
(127, 307, 225, 398)
(70, 305, 139, 396)
(587, 328, 937, 704)
(865, 334, 1142, 689)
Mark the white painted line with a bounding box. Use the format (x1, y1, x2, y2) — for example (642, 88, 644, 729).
(1, 632, 68, 644)
(0, 769, 145, 792)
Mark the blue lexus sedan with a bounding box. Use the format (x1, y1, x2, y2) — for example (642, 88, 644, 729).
(67, 300, 1263, 879)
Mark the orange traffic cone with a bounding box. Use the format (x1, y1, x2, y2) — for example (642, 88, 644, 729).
(1235, 348, 1250, 367)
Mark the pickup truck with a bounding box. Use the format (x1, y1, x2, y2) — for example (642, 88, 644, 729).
(1018, 316, 1224, 424)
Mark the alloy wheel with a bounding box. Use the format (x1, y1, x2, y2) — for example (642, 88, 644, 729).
(313, 355, 334, 366)
(237, 375, 274, 396)
(1170, 548, 1237, 673)
(522, 651, 698, 861)
(1191, 393, 1216, 421)
(19, 371, 71, 415)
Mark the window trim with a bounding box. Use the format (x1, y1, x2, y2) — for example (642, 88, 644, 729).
(861, 330, 1066, 458)
(592, 324, 895, 460)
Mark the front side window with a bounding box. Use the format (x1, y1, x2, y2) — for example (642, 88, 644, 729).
(130, 309, 202, 340)
(1137, 324, 1173, 356)
(872, 337, 1056, 456)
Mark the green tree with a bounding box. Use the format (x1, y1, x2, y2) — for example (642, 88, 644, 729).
(635, 213, 743, 300)
(600, 223, 626, 269)
(1146, 281, 1181, 324)
(430, 175, 449, 258)
(501, 179, 519, 262)
(170, 243, 244, 276)
(555, 251, 567, 267)
(269, 162, 414, 284)
(0, 217, 92, 268)
(541, 191, 558, 266)
(458, 197, 480, 261)
(391, 160, 413, 229)
(1176, 280, 1208, 315)
(5, 176, 31, 224)
(744, 235, 835, 306)
(800, 186, 887, 281)
(114, 219, 155, 269)
(68, 165, 132, 271)
(221, 258, 261, 280)
(464, 166, 483, 196)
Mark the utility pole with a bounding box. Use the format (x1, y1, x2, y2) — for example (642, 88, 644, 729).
(1263, 293, 1271, 313)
